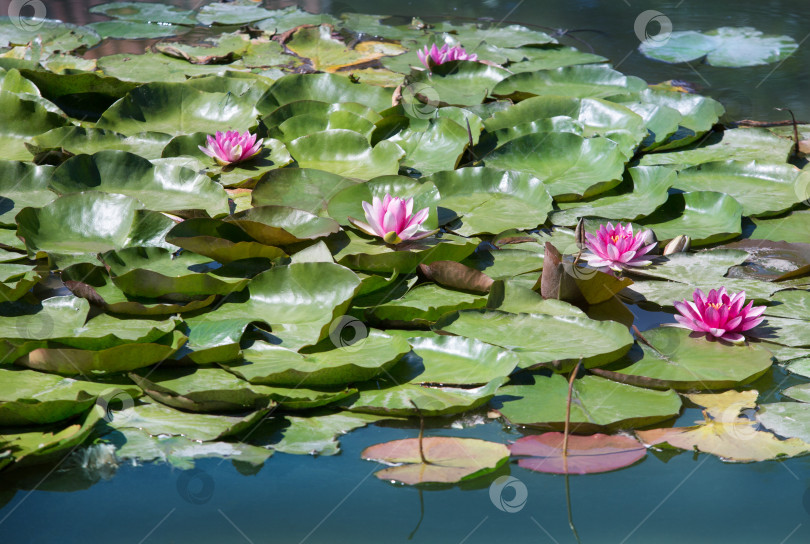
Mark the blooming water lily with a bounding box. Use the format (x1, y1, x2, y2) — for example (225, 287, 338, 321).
(671, 287, 765, 343)
(417, 44, 478, 70)
(199, 130, 263, 165)
(348, 194, 431, 244)
(582, 222, 657, 272)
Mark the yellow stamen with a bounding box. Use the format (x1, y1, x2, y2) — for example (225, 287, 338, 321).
(707, 302, 723, 310)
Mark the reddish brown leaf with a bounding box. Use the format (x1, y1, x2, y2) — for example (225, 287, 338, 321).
(509, 432, 646, 474)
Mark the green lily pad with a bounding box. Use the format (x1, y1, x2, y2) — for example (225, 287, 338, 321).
(748, 209, 810, 244)
(639, 27, 798, 68)
(1, 405, 103, 471)
(332, 230, 477, 274)
(507, 45, 607, 72)
(268, 110, 376, 145)
(129, 367, 276, 413)
(97, 82, 257, 136)
(405, 60, 511, 106)
(399, 335, 520, 385)
(165, 218, 286, 264)
(493, 65, 646, 101)
(222, 331, 410, 387)
(98, 53, 246, 83)
(550, 165, 674, 227)
(89, 2, 197, 25)
(593, 327, 774, 391)
(365, 283, 487, 326)
(108, 402, 268, 441)
(49, 151, 229, 217)
(641, 127, 792, 167)
(196, 2, 276, 25)
(0, 368, 140, 426)
(223, 206, 341, 246)
(248, 411, 392, 456)
(385, 117, 470, 176)
(287, 129, 403, 180)
(610, 88, 724, 148)
(433, 309, 633, 370)
(257, 73, 393, 115)
(16, 192, 176, 266)
(285, 24, 405, 73)
(106, 428, 272, 470)
(0, 262, 45, 302)
(672, 161, 805, 217)
(758, 402, 810, 443)
(61, 262, 217, 316)
(638, 191, 743, 246)
(0, 17, 100, 54)
(0, 161, 55, 227)
(429, 167, 553, 235)
(0, 91, 70, 160)
(31, 127, 171, 160)
(196, 262, 361, 351)
(252, 168, 361, 214)
(485, 95, 647, 157)
(100, 247, 250, 298)
(483, 132, 626, 200)
(343, 376, 505, 417)
(87, 21, 189, 40)
(495, 374, 682, 432)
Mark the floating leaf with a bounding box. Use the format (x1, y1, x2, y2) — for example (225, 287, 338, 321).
(361, 437, 510, 485)
(222, 331, 410, 387)
(495, 374, 681, 432)
(493, 65, 645, 101)
(639, 27, 798, 68)
(0, 161, 55, 227)
(89, 2, 197, 25)
(593, 327, 774, 391)
(433, 309, 633, 370)
(510, 432, 646, 474)
(287, 129, 403, 180)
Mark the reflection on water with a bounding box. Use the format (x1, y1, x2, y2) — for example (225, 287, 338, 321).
(6, 0, 807, 120)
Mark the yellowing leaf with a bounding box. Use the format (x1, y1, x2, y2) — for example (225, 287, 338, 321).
(637, 419, 810, 462)
(685, 389, 758, 421)
(361, 437, 509, 485)
(286, 25, 405, 73)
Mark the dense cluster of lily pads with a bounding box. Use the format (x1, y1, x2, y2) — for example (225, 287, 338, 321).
(3, 1, 810, 484)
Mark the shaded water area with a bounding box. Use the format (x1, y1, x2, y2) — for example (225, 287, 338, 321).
(2, 1, 810, 542)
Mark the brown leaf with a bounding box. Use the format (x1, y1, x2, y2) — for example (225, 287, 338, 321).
(418, 261, 493, 294)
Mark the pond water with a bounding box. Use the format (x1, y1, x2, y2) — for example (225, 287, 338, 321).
(3, 0, 810, 542)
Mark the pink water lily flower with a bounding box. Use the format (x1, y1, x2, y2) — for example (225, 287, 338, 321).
(672, 288, 766, 343)
(417, 44, 478, 70)
(199, 130, 263, 166)
(348, 194, 431, 244)
(582, 222, 657, 273)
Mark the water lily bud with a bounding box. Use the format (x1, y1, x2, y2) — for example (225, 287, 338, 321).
(663, 235, 691, 256)
(638, 228, 658, 249)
